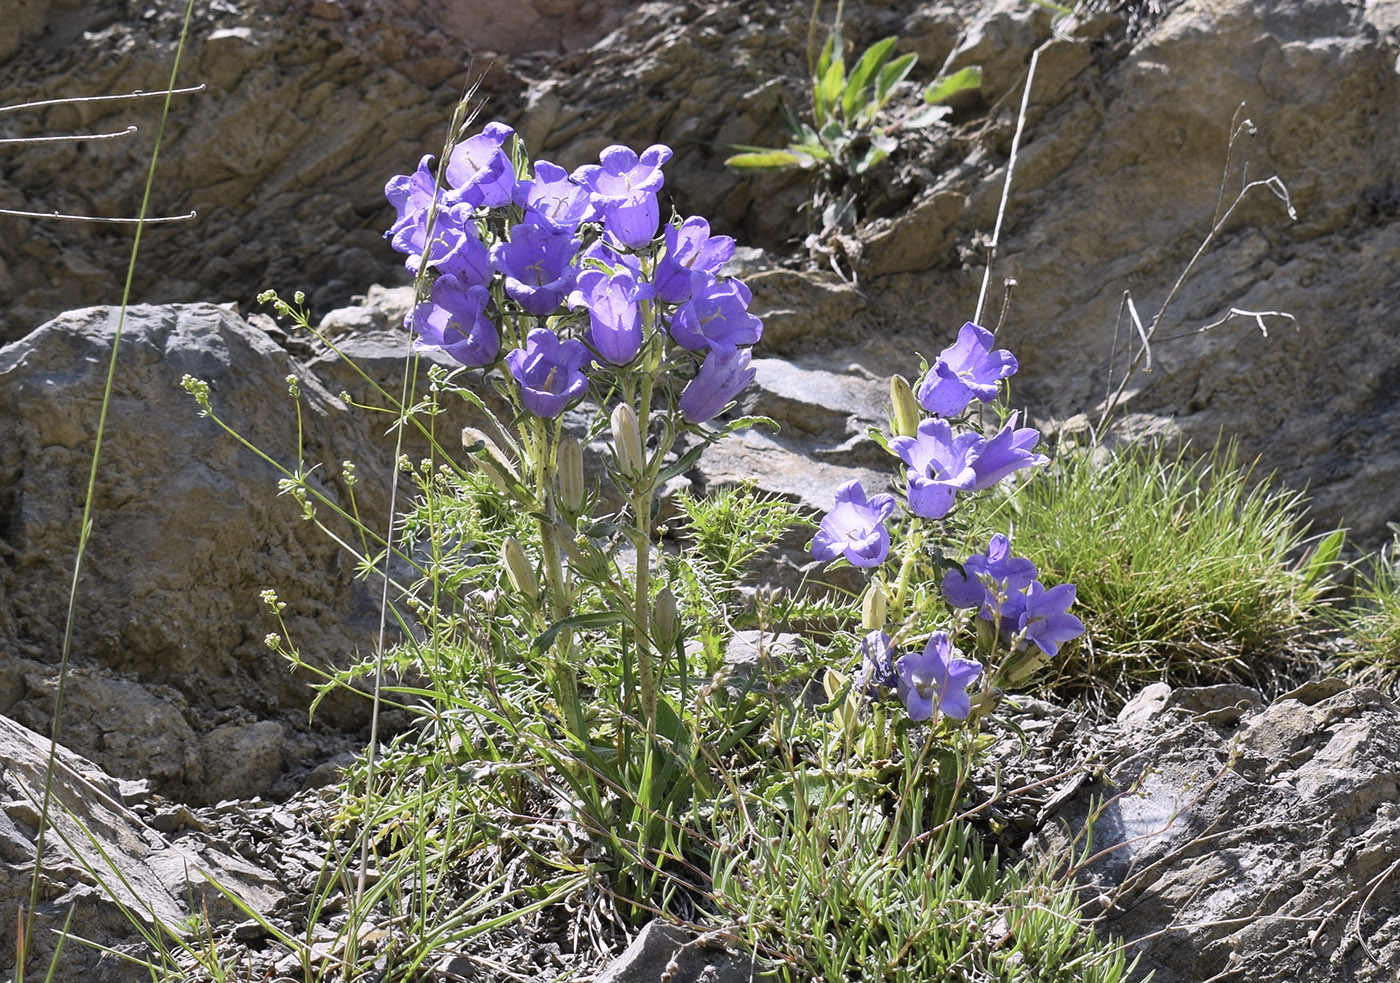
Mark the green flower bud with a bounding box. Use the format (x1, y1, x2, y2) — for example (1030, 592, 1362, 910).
(860, 583, 887, 630)
(611, 403, 645, 478)
(652, 587, 679, 651)
(501, 537, 538, 600)
(556, 435, 585, 515)
(890, 374, 922, 438)
(463, 427, 520, 497)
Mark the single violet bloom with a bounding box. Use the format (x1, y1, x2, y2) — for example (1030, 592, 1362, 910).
(679, 345, 755, 423)
(569, 267, 652, 365)
(811, 479, 897, 568)
(445, 121, 516, 208)
(853, 630, 897, 697)
(669, 273, 763, 351)
(1017, 581, 1085, 657)
(942, 533, 1038, 615)
(384, 154, 438, 240)
(969, 411, 1048, 487)
(505, 327, 591, 418)
(895, 632, 984, 722)
(889, 418, 983, 520)
(601, 190, 660, 250)
(408, 275, 499, 368)
(654, 216, 735, 304)
(916, 322, 1019, 417)
(572, 143, 673, 205)
(427, 204, 491, 285)
(492, 221, 581, 316)
(514, 159, 593, 232)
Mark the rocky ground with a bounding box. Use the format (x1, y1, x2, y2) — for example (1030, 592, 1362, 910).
(3, 0, 1400, 979)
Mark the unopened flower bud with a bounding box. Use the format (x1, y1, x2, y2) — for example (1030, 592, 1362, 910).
(890, 374, 922, 438)
(463, 427, 520, 496)
(501, 537, 538, 600)
(557, 435, 584, 515)
(611, 403, 645, 477)
(860, 583, 887, 630)
(652, 588, 679, 650)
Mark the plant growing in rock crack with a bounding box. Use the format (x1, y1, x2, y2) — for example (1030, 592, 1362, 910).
(725, 0, 980, 236)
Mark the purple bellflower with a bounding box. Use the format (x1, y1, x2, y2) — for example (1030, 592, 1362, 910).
(385, 154, 438, 241)
(444, 121, 516, 208)
(889, 418, 984, 519)
(409, 275, 499, 368)
(514, 159, 594, 232)
(890, 414, 1048, 520)
(679, 345, 755, 423)
(654, 217, 736, 304)
(669, 274, 763, 351)
(811, 479, 897, 568)
(572, 144, 673, 205)
(942, 534, 1038, 617)
(1017, 581, 1084, 657)
(969, 411, 1048, 487)
(601, 190, 661, 250)
(895, 633, 984, 722)
(492, 221, 581, 316)
(506, 327, 591, 418)
(916, 322, 1019, 417)
(570, 267, 652, 365)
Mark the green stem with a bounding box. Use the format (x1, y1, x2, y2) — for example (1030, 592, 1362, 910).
(891, 522, 926, 623)
(632, 379, 657, 733)
(531, 418, 581, 733)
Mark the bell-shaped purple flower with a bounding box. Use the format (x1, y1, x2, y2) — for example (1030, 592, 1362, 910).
(889, 418, 983, 519)
(969, 412, 1048, 487)
(514, 159, 593, 232)
(916, 322, 1019, 417)
(895, 632, 983, 722)
(572, 143, 673, 206)
(601, 190, 660, 250)
(492, 221, 581, 316)
(385, 154, 438, 240)
(408, 275, 499, 368)
(811, 479, 897, 568)
(942, 534, 1039, 615)
(505, 327, 591, 418)
(445, 121, 516, 208)
(679, 345, 755, 423)
(1017, 581, 1084, 657)
(669, 274, 763, 351)
(654, 217, 736, 304)
(569, 267, 652, 365)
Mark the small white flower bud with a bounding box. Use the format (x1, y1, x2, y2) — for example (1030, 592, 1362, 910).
(556, 435, 585, 515)
(501, 537, 538, 600)
(610, 403, 645, 478)
(652, 588, 679, 650)
(860, 583, 887, 630)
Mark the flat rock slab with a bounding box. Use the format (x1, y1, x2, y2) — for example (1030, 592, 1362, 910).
(1037, 683, 1400, 982)
(0, 713, 284, 981)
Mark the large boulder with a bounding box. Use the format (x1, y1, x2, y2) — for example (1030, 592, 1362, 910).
(1034, 681, 1400, 982)
(0, 303, 397, 800)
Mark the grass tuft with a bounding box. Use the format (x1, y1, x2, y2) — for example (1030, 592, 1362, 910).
(965, 437, 1338, 704)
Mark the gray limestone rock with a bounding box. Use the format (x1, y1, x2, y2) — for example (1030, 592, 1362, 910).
(1036, 684, 1400, 982)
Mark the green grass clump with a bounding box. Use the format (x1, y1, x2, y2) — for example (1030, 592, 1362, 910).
(965, 437, 1338, 702)
(710, 720, 1135, 983)
(1336, 535, 1400, 687)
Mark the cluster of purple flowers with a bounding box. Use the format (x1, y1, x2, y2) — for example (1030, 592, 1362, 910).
(384, 124, 760, 423)
(942, 534, 1085, 657)
(855, 630, 984, 722)
(810, 321, 1041, 569)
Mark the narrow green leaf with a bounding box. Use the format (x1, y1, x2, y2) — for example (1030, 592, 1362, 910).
(531, 611, 629, 657)
(872, 51, 918, 114)
(1301, 528, 1345, 589)
(724, 150, 805, 170)
(925, 65, 983, 105)
(902, 104, 954, 130)
(842, 36, 899, 120)
(817, 55, 847, 124)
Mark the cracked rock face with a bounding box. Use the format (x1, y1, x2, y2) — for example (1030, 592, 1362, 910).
(1034, 682, 1400, 983)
